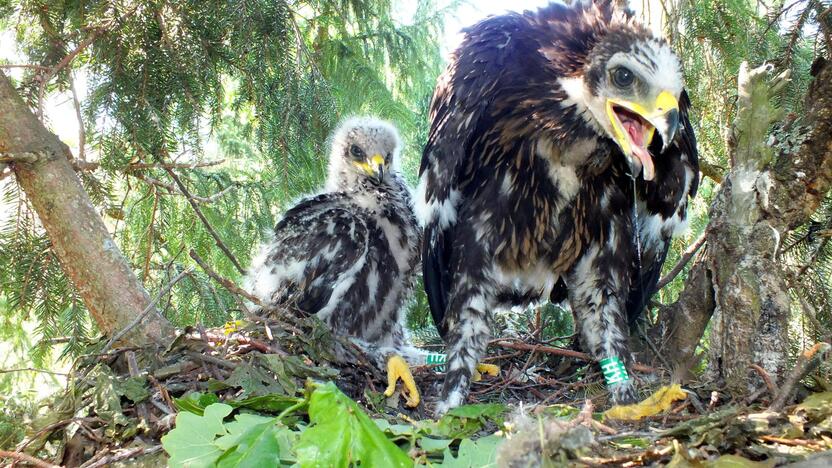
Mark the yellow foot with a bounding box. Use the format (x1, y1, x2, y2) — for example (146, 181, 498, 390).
(223, 320, 247, 335)
(472, 363, 501, 382)
(604, 384, 687, 421)
(384, 355, 420, 408)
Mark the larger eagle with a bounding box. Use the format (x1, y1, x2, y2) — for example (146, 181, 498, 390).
(418, 0, 699, 413)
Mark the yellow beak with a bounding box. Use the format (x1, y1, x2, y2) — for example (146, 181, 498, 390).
(605, 91, 680, 180)
(606, 91, 680, 152)
(354, 154, 385, 182)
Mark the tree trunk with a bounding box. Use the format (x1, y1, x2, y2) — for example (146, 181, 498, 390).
(654, 59, 832, 396)
(0, 71, 176, 347)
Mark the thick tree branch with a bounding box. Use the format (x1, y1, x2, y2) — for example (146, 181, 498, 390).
(0, 70, 176, 346)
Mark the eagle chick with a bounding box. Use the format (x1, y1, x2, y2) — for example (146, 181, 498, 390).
(246, 116, 423, 406)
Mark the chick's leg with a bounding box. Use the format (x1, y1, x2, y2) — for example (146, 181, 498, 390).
(472, 363, 500, 382)
(384, 354, 420, 408)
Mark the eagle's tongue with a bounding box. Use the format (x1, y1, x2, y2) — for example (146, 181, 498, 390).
(623, 119, 655, 181)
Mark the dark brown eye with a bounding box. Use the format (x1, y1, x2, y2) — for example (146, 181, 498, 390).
(612, 67, 635, 88)
(350, 145, 364, 159)
(386, 152, 392, 163)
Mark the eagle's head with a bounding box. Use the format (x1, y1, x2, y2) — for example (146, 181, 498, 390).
(326, 116, 402, 191)
(554, 8, 684, 181)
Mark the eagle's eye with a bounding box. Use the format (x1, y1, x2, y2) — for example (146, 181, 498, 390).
(611, 67, 635, 88)
(350, 145, 365, 159)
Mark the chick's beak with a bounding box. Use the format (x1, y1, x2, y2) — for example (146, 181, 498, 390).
(370, 154, 385, 183)
(606, 90, 680, 181)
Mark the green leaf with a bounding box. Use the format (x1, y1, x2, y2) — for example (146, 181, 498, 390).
(174, 392, 221, 415)
(115, 376, 150, 403)
(226, 363, 285, 397)
(215, 413, 278, 450)
(234, 394, 302, 413)
(162, 403, 233, 468)
(446, 403, 507, 420)
(419, 437, 453, 453)
(295, 382, 411, 468)
(438, 436, 502, 467)
(215, 419, 283, 468)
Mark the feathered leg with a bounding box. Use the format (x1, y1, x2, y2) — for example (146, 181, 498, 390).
(567, 237, 638, 405)
(436, 288, 493, 414)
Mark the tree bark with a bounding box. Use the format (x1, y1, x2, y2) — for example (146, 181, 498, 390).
(654, 59, 832, 396)
(0, 71, 176, 347)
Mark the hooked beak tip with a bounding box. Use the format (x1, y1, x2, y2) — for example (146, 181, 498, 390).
(660, 108, 680, 151)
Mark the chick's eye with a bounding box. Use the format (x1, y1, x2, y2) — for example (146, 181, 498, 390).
(386, 152, 392, 163)
(612, 67, 635, 88)
(350, 145, 364, 158)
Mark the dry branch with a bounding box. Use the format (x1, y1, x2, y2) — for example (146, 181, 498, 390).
(493, 340, 656, 373)
(656, 231, 707, 290)
(189, 249, 263, 306)
(770, 342, 832, 411)
(0, 450, 61, 468)
(102, 267, 192, 353)
(167, 168, 245, 274)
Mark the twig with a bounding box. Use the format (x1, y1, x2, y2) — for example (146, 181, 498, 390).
(0, 450, 61, 468)
(770, 342, 832, 411)
(493, 340, 656, 373)
(127, 159, 225, 170)
(0, 367, 68, 376)
(189, 249, 263, 306)
(749, 363, 777, 397)
(38, 33, 100, 120)
(79, 445, 163, 468)
(758, 435, 822, 447)
(128, 173, 234, 204)
(166, 168, 244, 274)
(0, 64, 50, 70)
(68, 72, 85, 161)
(125, 350, 151, 423)
(185, 350, 236, 370)
(638, 323, 673, 371)
(101, 267, 193, 353)
(656, 231, 707, 290)
(15, 417, 102, 454)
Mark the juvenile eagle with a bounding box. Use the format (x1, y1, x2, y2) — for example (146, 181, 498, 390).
(246, 117, 424, 406)
(418, 1, 699, 412)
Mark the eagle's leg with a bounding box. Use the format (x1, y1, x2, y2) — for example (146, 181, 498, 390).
(567, 243, 638, 405)
(436, 293, 492, 414)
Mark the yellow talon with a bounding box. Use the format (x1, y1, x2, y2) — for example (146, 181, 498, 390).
(473, 363, 501, 382)
(604, 384, 687, 421)
(223, 320, 245, 335)
(384, 355, 420, 408)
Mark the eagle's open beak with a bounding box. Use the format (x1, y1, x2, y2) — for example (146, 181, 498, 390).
(606, 91, 680, 181)
(369, 154, 385, 183)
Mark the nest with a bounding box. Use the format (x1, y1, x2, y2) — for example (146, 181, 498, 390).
(9, 306, 832, 467)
